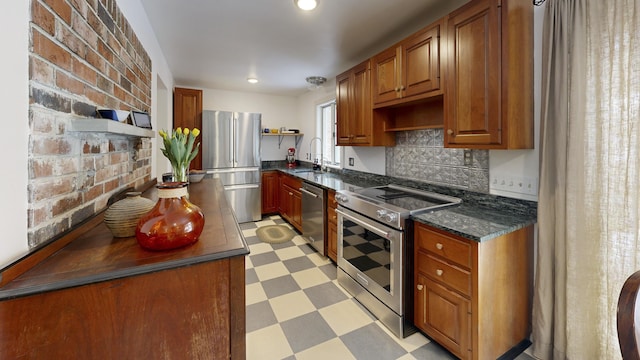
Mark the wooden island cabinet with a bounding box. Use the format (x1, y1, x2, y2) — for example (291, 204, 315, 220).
(261, 170, 280, 214)
(278, 172, 303, 232)
(0, 178, 248, 359)
(413, 221, 534, 360)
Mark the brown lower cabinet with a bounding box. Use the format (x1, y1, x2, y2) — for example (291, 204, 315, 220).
(278, 173, 302, 232)
(414, 222, 533, 360)
(261, 170, 279, 214)
(326, 189, 338, 262)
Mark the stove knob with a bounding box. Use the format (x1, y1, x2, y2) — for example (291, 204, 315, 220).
(336, 194, 348, 203)
(385, 213, 398, 223)
(376, 209, 386, 219)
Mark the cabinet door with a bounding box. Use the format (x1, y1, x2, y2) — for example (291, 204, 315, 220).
(350, 60, 372, 145)
(326, 190, 338, 262)
(403, 22, 441, 98)
(292, 190, 302, 231)
(415, 275, 471, 359)
(173, 88, 203, 169)
(445, 0, 501, 147)
(336, 71, 352, 145)
(372, 46, 401, 105)
(261, 171, 279, 214)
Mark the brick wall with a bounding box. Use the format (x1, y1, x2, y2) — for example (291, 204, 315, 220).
(28, 0, 153, 247)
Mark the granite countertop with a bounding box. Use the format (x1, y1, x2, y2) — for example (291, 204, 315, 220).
(264, 164, 537, 242)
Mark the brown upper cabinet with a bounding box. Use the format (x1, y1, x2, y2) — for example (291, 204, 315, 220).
(372, 19, 443, 107)
(444, 0, 533, 149)
(173, 87, 203, 169)
(336, 60, 394, 147)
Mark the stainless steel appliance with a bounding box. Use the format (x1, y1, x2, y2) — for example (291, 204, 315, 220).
(300, 182, 325, 255)
(202, 110, 261, 223)
(335, 184, 462, 338)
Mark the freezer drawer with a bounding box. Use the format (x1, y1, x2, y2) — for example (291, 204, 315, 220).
(224, 183, 261, 223)
(208, 168, 260, 185)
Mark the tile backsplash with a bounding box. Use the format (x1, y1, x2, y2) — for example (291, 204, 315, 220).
(385, 129, 489, 192)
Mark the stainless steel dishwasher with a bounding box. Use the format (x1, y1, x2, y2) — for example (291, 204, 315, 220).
(299, 182, 326, 256)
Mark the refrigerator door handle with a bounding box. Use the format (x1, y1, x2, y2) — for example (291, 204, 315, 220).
(224, 184, 260, 190)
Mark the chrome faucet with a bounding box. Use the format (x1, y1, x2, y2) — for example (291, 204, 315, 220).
(309, 137, 323, 170)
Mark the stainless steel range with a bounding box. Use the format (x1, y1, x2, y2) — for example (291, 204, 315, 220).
(335, 184, 461, 338)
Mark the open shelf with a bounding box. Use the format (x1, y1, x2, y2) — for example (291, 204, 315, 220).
(69, 119, 155, 138)
(262, 133, 304, 148)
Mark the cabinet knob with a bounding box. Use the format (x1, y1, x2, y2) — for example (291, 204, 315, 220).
(436, 269, 443, 276)
(289, 192, 293, 196)
(436, 243, 443, 250)
(447, 129, 454, 135)
(417, 284, 424, 291)
(399, 85, 405, 91)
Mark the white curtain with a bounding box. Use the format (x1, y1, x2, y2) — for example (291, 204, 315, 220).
(533, 0, 640, 359)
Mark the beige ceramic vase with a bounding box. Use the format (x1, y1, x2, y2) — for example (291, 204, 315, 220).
(104, 192, 155, 237)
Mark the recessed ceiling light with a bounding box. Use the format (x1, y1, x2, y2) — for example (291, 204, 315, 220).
(247, 77, 258, 84)
(295, 0, 317, 11)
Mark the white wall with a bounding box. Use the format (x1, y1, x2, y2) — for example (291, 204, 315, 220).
(0, 1, 30, 267)
(200, 88, 301, 161)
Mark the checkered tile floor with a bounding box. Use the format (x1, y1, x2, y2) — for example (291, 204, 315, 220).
(241, 215, 535, 360)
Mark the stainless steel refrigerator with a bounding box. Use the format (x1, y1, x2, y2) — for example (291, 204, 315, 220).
(202, 110, 261, 223)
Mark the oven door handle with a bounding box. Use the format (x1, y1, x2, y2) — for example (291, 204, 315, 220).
(335, 209, 391, 239)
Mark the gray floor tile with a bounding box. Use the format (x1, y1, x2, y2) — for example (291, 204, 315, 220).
(304, 282, 349, 309)
(282, 255, 315, 273)
(280, 311, 337, 353)
(249, 251, 280, 267)
(341, 323, 408, 360)
(239, 222, 257, 230)
(245, 268, 259, 285)
(318, 262, 337, 280)
(410, 341, 457, 359)
(244, 235, 261, 245)
(246, 300, 278, 333)
(271, 240, 297, 250)
(261, 275, 301, 299)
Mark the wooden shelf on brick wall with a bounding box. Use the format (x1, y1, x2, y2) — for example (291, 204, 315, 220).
(69, 119, 155, 138)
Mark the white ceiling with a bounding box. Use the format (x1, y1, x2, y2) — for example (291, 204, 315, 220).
(139, 0, 469, 96)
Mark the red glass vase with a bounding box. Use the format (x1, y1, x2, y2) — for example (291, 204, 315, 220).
(135, 182, 205, 251)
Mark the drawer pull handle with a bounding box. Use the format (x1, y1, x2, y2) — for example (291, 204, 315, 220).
(417, 284, 424, 291)
(436, 243, 443, 250)
(436, 269, 443, 276)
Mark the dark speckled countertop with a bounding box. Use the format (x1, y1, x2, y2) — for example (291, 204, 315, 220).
(262, 162, 537, 242)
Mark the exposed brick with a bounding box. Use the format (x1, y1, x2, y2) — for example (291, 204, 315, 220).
(32, 30, 72, 72)
(55, 70, 85, 96)
(31, 87, 72, 113)
(69, 0, 88, 19)
(86, 48, 105, 74)
(119, 75, 131, 93)
(44, 0, 72, 24)
(31, 136, 73, 156)
(97, 2, 114, 33)
(30, 56, 55, 86)
(72, 57, 96, 85)
(31, 1, 55, 36)
(58, 25, 87, 59)
(83, 140, 101, 154)
(94, 166, 112, 183)
(28, 205, 49, 228)
(113, 85, 126, 102)
(30, 110, 55, 134)
(30, 158, 54, 178)
(97, 39, 113, 63)
(52, 193, 82, 217)
(55, 156, 79, 175)
(83, 183, 103, 202)
(31, 177, 75, 202)
(96, 73, 112, 93)
(28, 219, 69, 248)
(72, 100, 95, 117)
(104, 178, 119, 193)
(71, 204, 95, 227)
(71, 11, 97, 49)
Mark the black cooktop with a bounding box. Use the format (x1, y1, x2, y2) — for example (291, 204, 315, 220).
(355, 186, 453, 212)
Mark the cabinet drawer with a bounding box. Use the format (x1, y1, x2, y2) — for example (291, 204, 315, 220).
(416, 225, 471, 268)
(281, 174, 302, 192)
(418, 251, 471, 297)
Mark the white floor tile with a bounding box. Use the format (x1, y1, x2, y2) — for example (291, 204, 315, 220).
(294, 337, 357, 360)
(248, 242, 276, 255)
(253, 262, 290, 282)
(269, 290, 316, 322)
(292, 267, 331, 289)
(245, 282, 268, 306)
(246, 324, 293, 360)
(318, 299, 375, 336)
(274, 245, 306, 261)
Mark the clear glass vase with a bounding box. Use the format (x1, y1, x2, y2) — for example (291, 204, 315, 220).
(173, 164, 188, 183)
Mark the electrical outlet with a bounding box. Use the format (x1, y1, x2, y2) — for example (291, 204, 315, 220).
(463, 149, 473, 166)
(490, 173, 538, 196)
(348, 157, 354, 166)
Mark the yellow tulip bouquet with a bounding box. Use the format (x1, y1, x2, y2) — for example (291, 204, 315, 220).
(158, 127, 201, 182)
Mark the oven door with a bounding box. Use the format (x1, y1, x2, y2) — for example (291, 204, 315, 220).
(336, 206, 403, 314)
